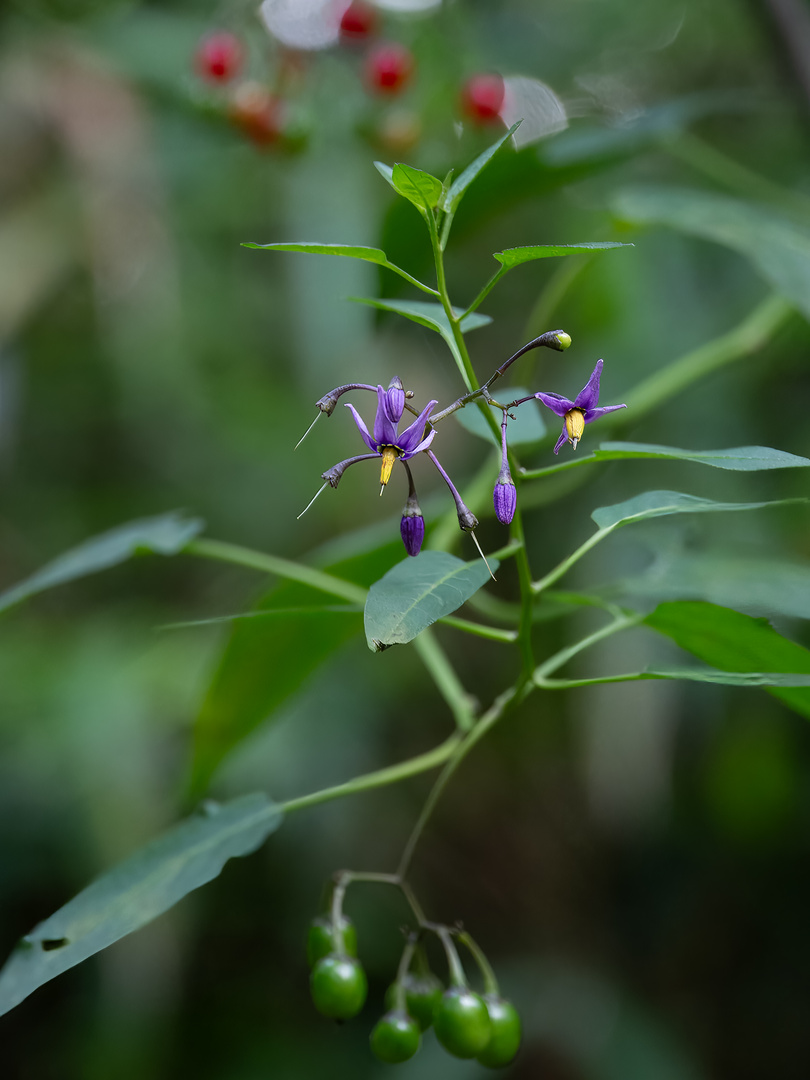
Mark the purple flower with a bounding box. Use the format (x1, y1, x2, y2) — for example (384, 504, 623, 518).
(345, 376, 437, 490)
(493, 417, 516, 525)
(534, 360, 626, 454)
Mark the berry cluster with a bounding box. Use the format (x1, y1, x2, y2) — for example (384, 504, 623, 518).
(306, 872, 521, 1067)
(191, 7, 508, 154)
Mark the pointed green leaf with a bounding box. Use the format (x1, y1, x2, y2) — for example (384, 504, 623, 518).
(350, 297, 491, 386)
(242, 242, 437, 295)
(594, 442, 810, 471)
(493, 242, 631, 268)
(612, 185, 810, 319)
(645, 600, 810, 721)
(455, 387, 546, 444)
(442, 120, 522, 213)
(624, 553, 810, 621)
(374, 160, 396, 190)
(641, 668, 810, 687)
(364, 551, 499, 651)
(591, 490, 803, 531)
(391, 163, 443, 213)
(0, 794, 282, 1017)
(0, 512, 204, 615)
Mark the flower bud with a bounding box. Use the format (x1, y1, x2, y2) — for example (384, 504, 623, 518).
(400, 469, 424, 556)
(400, 508, 425, 557)
(493, 477, 516, 524)
(385, 375, 405, 424)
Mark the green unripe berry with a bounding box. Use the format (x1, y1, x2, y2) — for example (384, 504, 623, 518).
(385, 972, 444, 1031)
(476, 996, 522, 1068)
(370, 1009, 421, 1064)
(433, 986, 492, 1059)
(306, 914, 357, 968)
(310, 954, 367, 1020)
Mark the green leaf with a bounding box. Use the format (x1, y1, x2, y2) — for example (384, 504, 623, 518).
(493, 242, 631, 269)
(612, 185, 810, 319)
(591, 490, 802, 531)
(641, 668, 810, 687)
(242, 242, 437, 295)
(391, 163, 443, 213)
(0, 512, 204, 615)
(594, 442, 810, 471)
(350, 297, 491, 386)
(0, 794, 282, 1017)
(374, 160, 396, 190)
(364, 551, 499, 651)
(645, 601, 810, 721)
(442, 121, 522, 214)
(455, 387, 546, 444)
(625, 554, 810, 621)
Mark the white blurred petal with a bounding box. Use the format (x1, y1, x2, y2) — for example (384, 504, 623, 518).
(501, 76, 568, 147)
(259, 0, 341, 51)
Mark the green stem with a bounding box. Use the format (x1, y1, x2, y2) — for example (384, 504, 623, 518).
(281, 733, 462, 815)
(623, 293, 793, 422)
(456, 932, 499, 996)
(533, 613, 642, 682)
(663, 131, 810, 219)
(437, 927, 468, 988)
(186, 537, 367, 605)
(413, 629, 476, 732)
(462, 266, 508, 318)
(439, 615, 517, 643)
(536, 672, 664, 689)
(531, 526, 615, 595)
(396, 680, 532, 878)
(520, 452, 599, 481)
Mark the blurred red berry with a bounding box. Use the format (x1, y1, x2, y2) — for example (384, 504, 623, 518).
(229, 83, 283, 147)
(340, 1, 378, 40)
(366, 43, 414, 95)
(460, 74, 505, 123)
(195, 32, 245, 84)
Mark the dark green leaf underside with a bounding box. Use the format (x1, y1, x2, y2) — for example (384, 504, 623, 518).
(0, 512, 204, 615)
(0, 794, 282, 1016)
(591, 490, 803, 531)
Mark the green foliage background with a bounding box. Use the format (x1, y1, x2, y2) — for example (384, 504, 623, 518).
(2, 0, 810, 1076)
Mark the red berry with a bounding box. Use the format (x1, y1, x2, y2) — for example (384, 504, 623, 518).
(460, 74, 505, 123)
(229, 83, 283, 147)
(366, 43, 414, 96)
(195, 32, 244, 84)
(340, 1, 378, 40)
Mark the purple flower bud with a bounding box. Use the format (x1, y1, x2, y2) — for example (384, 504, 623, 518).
(385, 375, 405, 424)
(400, 467, 424, 556)
(493, 478, 517, 524)
(400, 508, 425, 556)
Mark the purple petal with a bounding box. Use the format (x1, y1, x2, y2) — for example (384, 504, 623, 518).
(534, 391, 576, 417)
(553, 425, 568, 454)
(583, 402, 627, 423)
(344, 402, 378, 453)
(385, 376, 405, 424)
(401, 428, 436, 459)
(372, 385, 398, 446)
(397, 399, 438, 454)
(574, 360, 603, 411)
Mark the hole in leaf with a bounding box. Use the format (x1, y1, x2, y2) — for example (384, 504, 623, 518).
(40, 938, 69, 951)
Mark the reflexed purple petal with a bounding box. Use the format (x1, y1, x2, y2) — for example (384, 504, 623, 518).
(583, 402, 627, 423)
(385, 376, 405, 424)
(372, 385, 398, 445)
(493, 480, 517, 524)
(553, 426, 568, 454)
(400, 512, 425, 556)
(534, 391, 575, 417)
(397, 399, 438, 453)
(344, 402, 378, 452)
(401, 428, 436, 459)
(574, 360, 603, 411)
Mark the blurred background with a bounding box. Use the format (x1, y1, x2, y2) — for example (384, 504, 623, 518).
(2, 0, 810, 1076)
